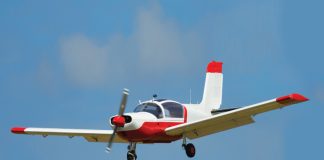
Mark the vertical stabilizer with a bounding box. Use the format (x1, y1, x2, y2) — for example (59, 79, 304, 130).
(200, 61, 223, 111)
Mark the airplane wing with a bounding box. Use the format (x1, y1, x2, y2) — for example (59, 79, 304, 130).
(11, 127, 128, 143)
(165, 93, 308, 139)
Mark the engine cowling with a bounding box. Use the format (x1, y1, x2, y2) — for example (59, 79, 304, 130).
(110, 115, 132, 127)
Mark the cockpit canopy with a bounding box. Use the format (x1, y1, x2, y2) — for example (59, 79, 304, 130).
(134, 102, 163, 118)
(162, 102, 183, 118)
(134, 100, 184, 119)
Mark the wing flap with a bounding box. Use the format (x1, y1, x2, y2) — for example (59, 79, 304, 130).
(11, 127, 127, 143)
(165, 93, 308, 139)
(183, 116, 254, 139)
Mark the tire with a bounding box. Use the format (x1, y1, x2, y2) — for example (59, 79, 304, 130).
(185, 143, 196, 158)
(127, 151, 137, 160)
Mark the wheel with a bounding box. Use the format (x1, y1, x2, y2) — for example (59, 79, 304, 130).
(185, 143, 196, 158)
(127, 151, 137, 160)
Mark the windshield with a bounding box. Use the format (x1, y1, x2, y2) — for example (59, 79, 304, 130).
(162, 102, 183, 118)
(134, 103, 163, 118)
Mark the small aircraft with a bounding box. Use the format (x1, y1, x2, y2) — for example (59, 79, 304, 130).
(12, 61, 308, 160)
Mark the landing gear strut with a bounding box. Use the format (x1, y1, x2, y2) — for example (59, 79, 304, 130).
(182, 137, 196, 158)
(127, 142, 137, 160)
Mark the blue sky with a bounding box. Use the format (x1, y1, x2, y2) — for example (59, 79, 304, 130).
(1, 0, 323, 159)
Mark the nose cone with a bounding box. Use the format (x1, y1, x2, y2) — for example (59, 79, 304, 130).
(110, 112, 157, 131)
(112, 116, 126, 127)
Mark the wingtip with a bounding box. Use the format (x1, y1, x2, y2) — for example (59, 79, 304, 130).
(11, 127, 26, 134)
(276, 93, 309, 104)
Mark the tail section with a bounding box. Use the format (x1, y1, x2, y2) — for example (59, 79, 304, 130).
(200, 61, 223, 111)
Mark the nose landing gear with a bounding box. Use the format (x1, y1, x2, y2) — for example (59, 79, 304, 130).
(127, 151, 137, 160)
(127, 142, 137, 160)
(182, 137, 196, 158)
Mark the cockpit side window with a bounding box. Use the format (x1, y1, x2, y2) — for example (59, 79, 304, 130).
(162, 102, 183, 118)
(134, 103, 163, 118)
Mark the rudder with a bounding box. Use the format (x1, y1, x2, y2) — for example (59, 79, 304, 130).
(200, 61, 223, 112)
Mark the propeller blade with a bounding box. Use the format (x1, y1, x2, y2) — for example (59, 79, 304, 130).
(105, 88, 129, 153)
(118, 88, 129, 116)
(106, 126, 118, 152)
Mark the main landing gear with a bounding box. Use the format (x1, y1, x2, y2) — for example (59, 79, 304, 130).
(182, 137, 196, 158)
(127, 142, 137, 160)
(126, 139, 196, 159)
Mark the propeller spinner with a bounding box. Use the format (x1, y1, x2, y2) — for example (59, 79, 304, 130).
(106, 88, 129, 152)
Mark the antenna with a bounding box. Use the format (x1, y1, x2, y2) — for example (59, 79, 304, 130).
(152, 94, 157, 101)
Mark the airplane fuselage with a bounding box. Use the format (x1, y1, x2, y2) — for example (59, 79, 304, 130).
(110, 100, 192, 143)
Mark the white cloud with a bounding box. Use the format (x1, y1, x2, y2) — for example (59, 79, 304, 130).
(60, 34, 109, 87)
(59, 0, 287, 88)
(59, 3, 204, 87)
(135, 4, 188, 72)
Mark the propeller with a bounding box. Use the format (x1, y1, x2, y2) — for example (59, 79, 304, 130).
(106, 88, 129, 152)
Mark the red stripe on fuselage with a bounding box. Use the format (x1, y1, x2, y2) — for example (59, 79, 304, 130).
(183, 106, 188, 123)
(118, 105, 188, 143)
(118, 122, 183, 143)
